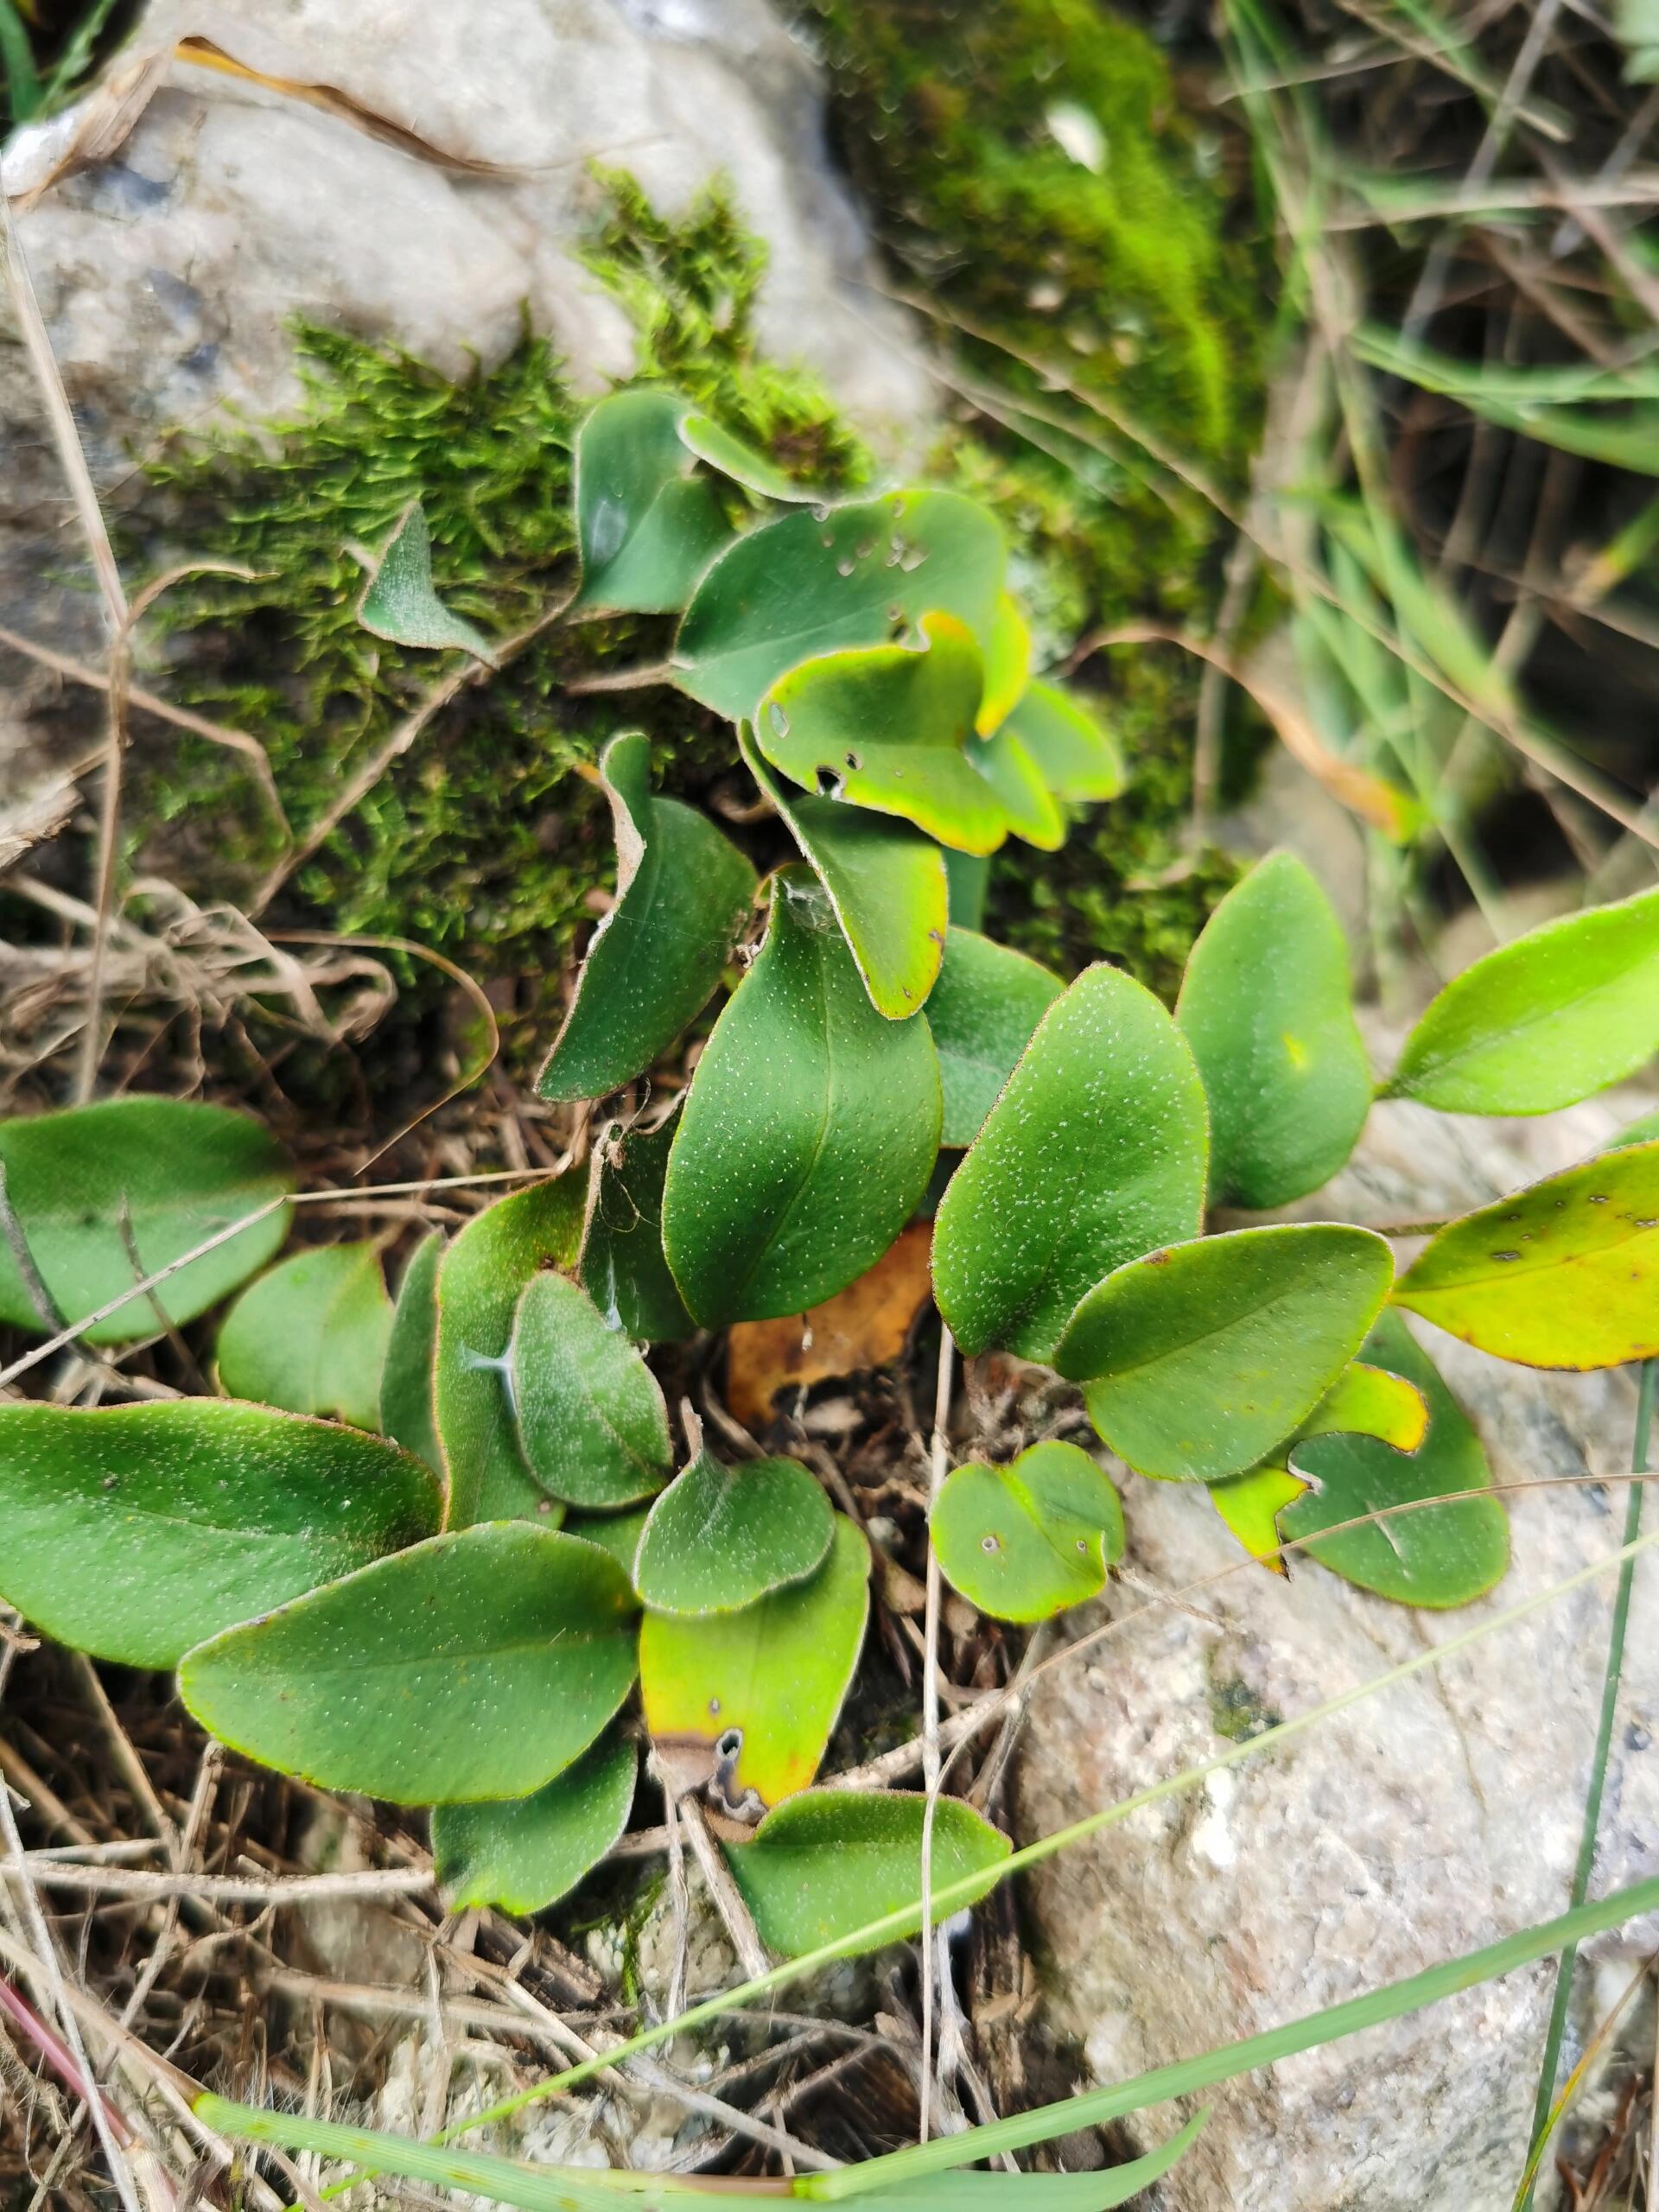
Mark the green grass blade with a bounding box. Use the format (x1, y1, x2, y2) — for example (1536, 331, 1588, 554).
(0, 0, 41, 123)
(802, 1872, 1659, 2197)
(38, 0, 120, 108)
(1517, 1357, 1656, 2210)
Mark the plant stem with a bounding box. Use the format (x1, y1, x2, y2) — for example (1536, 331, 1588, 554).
(1518, 1357, 1655, 2210)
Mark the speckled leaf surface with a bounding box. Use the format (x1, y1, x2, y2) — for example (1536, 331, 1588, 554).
(725, 1789, 1009, 1957)
(359, 499, 496, 658)
(0, 1097, 293, 1344)
(181, 1524, 639, 1805)
(1176, 851, 1372, 1208)
(739, 727, 948, 1020)
(508, 1270, 671, 1510)
(756, 620, 1010, 855)
(1058, 1224, 1395, 1481)
(1387, 885, 1659, 1114)
(0, 1401, 438, 1669)
(579, 1112, 694, 1344)
(632, 1447, 832, 1614)
(931, 1441, 1123, 1622)
(931, 963, 1208, 1363)
(639, 1516, 868, 1808)
(662, 868, 941, 1329)
(1395, 1141, 1659, 1367)
(536, 733, 756, 1105)
(380, 1231, 443, 1471)
(925, 928, 1063, 1149)
(673, 490, 1005, 724)
(435, 1176, 585, 1526)
(433, 1732, 638, 1914)
(1281, 1312, 1510, 1606)
(217, 1243, 392, 1432)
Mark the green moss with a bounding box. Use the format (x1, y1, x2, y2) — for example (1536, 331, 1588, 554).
(1207, 1657, 1282, 1745)
(130, 178, 867, 1061)
(797, 0, 1266, 988)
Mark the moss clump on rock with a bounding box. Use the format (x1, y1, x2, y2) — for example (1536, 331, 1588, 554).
(798, 0, 1267, 993)
(133, 179, 869, 1057)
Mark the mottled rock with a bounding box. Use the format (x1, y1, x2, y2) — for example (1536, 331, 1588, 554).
(1014, 1088, 1659, 2211)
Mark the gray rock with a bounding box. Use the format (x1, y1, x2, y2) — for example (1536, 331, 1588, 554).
(1014, 1090, 1659, 2211)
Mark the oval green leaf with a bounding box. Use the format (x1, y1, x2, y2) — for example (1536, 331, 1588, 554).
(1281, 1311, 1510, 1607)
(673, 490, 1006, 725)
(579, 1112, 693, 1343)
(931, 963, 1209, 1363)
(925, 927, 1063, 1148)
(757, 618, 1009, 856)
(1058, 1224, 1396, 1481)
(536, 732, 757, 1105)
(358, 499, 496, 660)
(931, 1441, 1123, 1622)
(724, 1789, 1010, 1958)
(181, 1524, 639, 1804)
(632, 1447, 833, 1615)
(1386, 885, 1659, 1114)
(1001, 679, 1125, 801)
(216, 1243, 392, 1432)
(0, 1097, 294, 1344)
(639, 1516, 868, 1808)
(1394, 1140, 1659, 1368)
(508, 1270, 672, 1509)
(662, 868, 942, 1328)
(963, 726, 1062, 850)
(380, 1231, 443, 1471)
(976, 592, 1032, 736)
(565, 1507, 650, 1577)
(739, 725, 948, 1020)
(678, 411, 820, 504)
(0, 1401, 439, 1669)
(1176, 850, 1373, 1208)
(572, 388, 732, 615)
(433, 1732, 638, 1915)
(435, 1176, 585, 1526)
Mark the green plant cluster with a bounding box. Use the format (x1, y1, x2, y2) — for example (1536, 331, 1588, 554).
(797, 0, 1269, 984)
(3, 385, 1658, 1954)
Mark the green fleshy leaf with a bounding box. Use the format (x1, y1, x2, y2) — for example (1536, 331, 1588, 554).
(359, 499, 496, 659)
(1387, 886, 1659, 1114)
(725, 1789, 1010, 1957)
(508, 1271, 672, 1510)
(931, 1441, 1123, 1622)
(963, 726, 1063, 850)
(1176, 850, 1373, 1208)
(572, 389, 732, 614)
(1394, 1141, 1659, 1369)
(740, 726, 948, 1020)
(931, 963, 1208, 1363)
(1001, 680, 1124, 800)
(1612, 1107, 1659, 1149)
(632, 1446, 833, 1614)
(181, 1525, 639, 1804)
(433, 1732, 638, 1914)
(943, 849, 990, 931)
(217, 1243, 391, 1432)
(663, 868, 941, 1328)
(1280, 1312, 1509, 1605)
(0, 1402, 438, 1669)
(976, 592, 1032, 735)
(926, 928, 1063, 1149)
(579, 1112, 694, 1343)
(756, 618, 1010, 856)
(674, 490, 1006, 724)
(537, 733, 757, 1105)
(565, 1507, 650, 1577)
(1058, 1224, 1395, 1482)
(380, 1231, 443, 1471)
(0, 1097, 293, 1345)
(639, 1517, 868, 1808)
(435, 1177, 585, 1526)
(678, 412, 820, 503)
